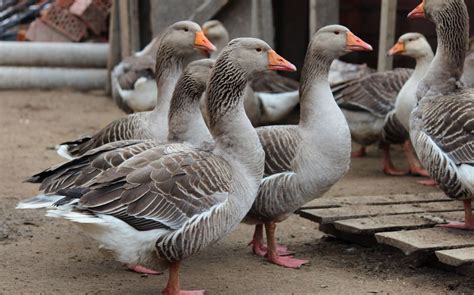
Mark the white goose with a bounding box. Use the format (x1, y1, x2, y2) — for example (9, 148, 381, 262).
(57, 21, 216, 159)
(245, 25, 373, 267)
(384, 32, 435, 182)
(408, 0, 474, 229)
(18, 38, 297, 294)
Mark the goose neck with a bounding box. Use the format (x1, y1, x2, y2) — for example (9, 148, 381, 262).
(206, 54, 264, 180)
(420, 1, 468, 96)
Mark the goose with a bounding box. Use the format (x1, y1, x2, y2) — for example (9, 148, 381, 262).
(386, 32, 436, 182)
(244, 25, 373, 268)
(18, 38, 297, 294)
(21, 58, 216, 275)
(461, 37, 474, 88)
(329, 59, 375, 85)
(57, 21, 216, 160)
(408, 0, 474, 229)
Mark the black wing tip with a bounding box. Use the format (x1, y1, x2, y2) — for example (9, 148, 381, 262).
(56, 187, 90, 199)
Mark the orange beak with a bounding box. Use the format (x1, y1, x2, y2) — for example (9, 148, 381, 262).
(194, 31, 216, 52)
(268, 50, 297, 72)
(346, 31, 373, 52)
(388, 41, 405, 56)
(408, 1, 425, 19)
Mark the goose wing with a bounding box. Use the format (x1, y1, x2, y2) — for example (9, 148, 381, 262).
(333, 68, 412, 117)
(422, 90, 474, 166)
(63, 144, 233, 231)
(250, 71, 299, 93)
(28, 140, 159, 193)
(61, 113, 147, 158)
(257, 125, 302, 175)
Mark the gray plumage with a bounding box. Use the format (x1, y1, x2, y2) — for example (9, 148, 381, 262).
(410, 0, 474, 201)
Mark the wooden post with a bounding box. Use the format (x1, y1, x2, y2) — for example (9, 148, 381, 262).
(309, 0, 339, 37)
(118, 0, 131, 59)
(129, 0, 141, 53)
(106, 0, 121, 94)
(377, 0, 397, 72)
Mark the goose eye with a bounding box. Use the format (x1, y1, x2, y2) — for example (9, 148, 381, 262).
(256, 48, 262, 52)
(184, 28, 189, 32)
(334, 31, 340, 35)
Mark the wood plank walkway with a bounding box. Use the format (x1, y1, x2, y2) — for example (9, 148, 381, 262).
(297, 193, 474, 268)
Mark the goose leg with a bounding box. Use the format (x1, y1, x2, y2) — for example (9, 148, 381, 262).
(381, 143, 406, 176)
(162, 261, 204, 295)
(351, 146, 367, 158)
(127, 264, 162, 275)
(264, 222, 308, 268)
(439, 200, 474, 230)
(402, 140, 430, 177)
(248, 224, 293, 257)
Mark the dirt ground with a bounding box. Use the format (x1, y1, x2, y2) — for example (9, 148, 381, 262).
(0, 90, 472, 294)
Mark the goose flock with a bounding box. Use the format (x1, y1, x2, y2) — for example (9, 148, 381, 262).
(16, 0, 474, 293)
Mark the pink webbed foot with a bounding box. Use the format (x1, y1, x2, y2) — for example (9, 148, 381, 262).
(438, 221, 474, 230)
(248, 240, 293, 257)
(267, 254, 309, 269)
(128, 264, 162, 275)
(417, 179, 437, 186)
(161, 289, 205, 295)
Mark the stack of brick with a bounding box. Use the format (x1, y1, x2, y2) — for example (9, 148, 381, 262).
(25, 0, 111, 42)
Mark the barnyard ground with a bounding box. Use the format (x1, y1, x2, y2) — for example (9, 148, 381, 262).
(0, 90, 472, 294)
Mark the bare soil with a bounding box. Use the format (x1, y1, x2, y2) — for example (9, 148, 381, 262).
(0, 90, 472, 294)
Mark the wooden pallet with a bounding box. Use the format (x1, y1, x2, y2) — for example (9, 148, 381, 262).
(297, 192, 474, 268)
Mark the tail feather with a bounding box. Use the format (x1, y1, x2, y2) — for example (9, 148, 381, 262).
(56, 144, 74, 160)
(16, 194, 64, 209)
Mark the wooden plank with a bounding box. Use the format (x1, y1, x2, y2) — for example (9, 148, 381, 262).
(300, 193, 450, 210)
(334, 211, 465, 234)
(436, 247, 474, 267)
(299, 201, 462, 224)
(375, 228, 474, 255)
(377, 0, 397, 71)
(128, 0, 140, 53)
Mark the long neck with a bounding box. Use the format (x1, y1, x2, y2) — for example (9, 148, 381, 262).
(419, 1, 469, 97)
(412, 50, 434, 80)
(153, 44, 184, 115)
(206, 54, 264, 181)
(168, 78, 211, 145)
(295, 45, 351, 200)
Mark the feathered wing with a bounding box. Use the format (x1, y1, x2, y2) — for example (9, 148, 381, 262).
(382, 110, 408, 144)
(62, 144, 233, 231)
(60, 113, 148, 158)
(256, 125, 302, 175)
(421, 90, 474, 166)
(333, 68, 413, 117)
(117, 55, 156, 91)
(28, 140, 159, 193)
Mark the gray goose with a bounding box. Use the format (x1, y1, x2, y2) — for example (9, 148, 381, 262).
(408, 0, 474, 229)
(334, 67, 413, 174)
(244, 25, 372, 268)
(18, 38, 296, 294)
(387, 33, 435, 182)
(20, 59, 216, 275)
(57, 21, 216, 160)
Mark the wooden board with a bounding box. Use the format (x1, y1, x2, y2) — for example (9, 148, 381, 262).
(299, 201, 462, 224)
(375, 228, 474, 255)
(435, 247, 474, 267)
(333, 212, 465, 234)
(300, 193, 449, 210)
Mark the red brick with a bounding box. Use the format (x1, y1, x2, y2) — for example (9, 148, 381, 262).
(25, 19, 72, 42)
(70, 0, 111, 35)
(41, 4, 88, 41)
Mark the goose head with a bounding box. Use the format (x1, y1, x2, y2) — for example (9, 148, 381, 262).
(161, 21, 217, 59)
(184, 58, 215, 91)
(223, 38, 297, 77)
(388, 33, 432, 58)
(309, 25, 372, 59)
(408, 0, 461, 21)
(203, 20, 230, 57)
